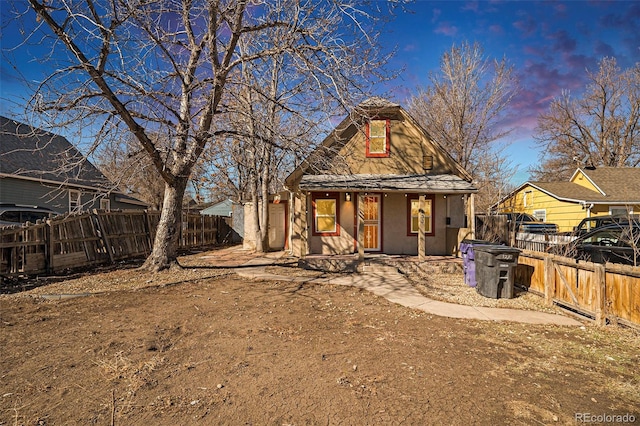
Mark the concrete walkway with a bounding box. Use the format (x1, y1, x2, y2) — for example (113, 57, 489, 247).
(235, 254, 583, 326)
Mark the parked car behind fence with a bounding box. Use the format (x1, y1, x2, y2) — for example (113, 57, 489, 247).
(551, 220, 640, 266)
(569, 214, 640, 237)
(0, 204, 59, 228)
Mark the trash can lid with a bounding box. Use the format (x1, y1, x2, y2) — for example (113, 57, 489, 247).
(461, 239, 493, 244)
(473, 245, 521, 254)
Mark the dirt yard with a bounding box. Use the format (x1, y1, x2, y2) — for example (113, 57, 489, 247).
(1, 247, 639, 425)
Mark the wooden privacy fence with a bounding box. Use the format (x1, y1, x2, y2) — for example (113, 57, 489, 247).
(516, 250, 640, 328)
(0, 210, 230, 276)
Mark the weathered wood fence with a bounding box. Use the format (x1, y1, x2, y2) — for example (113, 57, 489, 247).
(516, 250, 640, 328)
(0, 210, 231, 276)
(515, 232, 576, 252)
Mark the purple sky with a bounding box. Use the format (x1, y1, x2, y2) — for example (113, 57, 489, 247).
(381, 1, 639, 182)
(1, 1, 639, 184)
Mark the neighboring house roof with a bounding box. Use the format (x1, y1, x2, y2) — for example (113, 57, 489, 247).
(573, 167, 640, 201)
(200, 199, 235, 216)
(497, 167, 640, 207)
(285, 97, 474, 189)
(0, 115, 112, 191)
(300, 173, 476, 193)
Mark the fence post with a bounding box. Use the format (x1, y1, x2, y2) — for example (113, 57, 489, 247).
(544, 256, 554, 306)
(594, 264, 607, 326)
(93, 209, 115, 264)
(46, 220, 54, 274)
(144, 210, 153, 250)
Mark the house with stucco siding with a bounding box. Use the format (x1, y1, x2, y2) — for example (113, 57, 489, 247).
(261, 98, 478, 259)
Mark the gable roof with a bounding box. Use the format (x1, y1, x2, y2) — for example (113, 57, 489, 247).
(200, 199, 235, 216)
(573, 167, 640, 200)
(0, 116, 112, 190)
(498, 167, 640, 207)
(285, 98, 473, 188)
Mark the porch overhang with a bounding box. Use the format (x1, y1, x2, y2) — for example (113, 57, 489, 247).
(298, 173, 477, 193)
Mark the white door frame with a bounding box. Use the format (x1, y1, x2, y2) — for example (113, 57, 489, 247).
(268, 202, 286, 250)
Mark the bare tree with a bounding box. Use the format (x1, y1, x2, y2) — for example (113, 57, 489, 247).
(95, 135, 166, 210)
(217, 36, 329, 252)
(12, 0, 396, 270)
(407, 41, 519, 211)
(532, 57, 640, 181)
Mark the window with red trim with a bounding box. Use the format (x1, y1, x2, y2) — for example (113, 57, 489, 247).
(366, 119, 390, 157)
(406, 194, 435, 236)
(312, 192, 340, 236)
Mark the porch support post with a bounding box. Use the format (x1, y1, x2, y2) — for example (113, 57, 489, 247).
(469, 193, 476, 239)
(418, 194, 426, 260)
(357, 193, 365, 261)
(299, 192, 308, 258)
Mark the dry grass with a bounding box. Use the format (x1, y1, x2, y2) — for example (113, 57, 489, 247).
(400, 264, 562, 314)
(96, 352, 166, 393)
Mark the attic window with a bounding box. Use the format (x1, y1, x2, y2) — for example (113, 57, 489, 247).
(366, 119, 390, 157)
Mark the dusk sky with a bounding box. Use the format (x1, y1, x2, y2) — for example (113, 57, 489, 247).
(1, 1, 639, 184)
(381, 1, 640, 183)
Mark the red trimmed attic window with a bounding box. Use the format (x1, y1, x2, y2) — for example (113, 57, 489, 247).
(366, 119, 390, 157)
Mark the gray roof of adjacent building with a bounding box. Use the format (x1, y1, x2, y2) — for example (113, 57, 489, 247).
(0, 115, 113, 190)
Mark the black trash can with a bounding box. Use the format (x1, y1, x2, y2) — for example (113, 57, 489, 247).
(474, 245, 521, 299)
(459, 239, 491, 288)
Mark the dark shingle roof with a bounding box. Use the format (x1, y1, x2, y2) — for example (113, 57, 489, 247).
(0, 116, 112, 189)
(528, 182, 608, 202)
(529, 167, 640, 203)
(299, 174, 477, 193)
(579, 167, 640, 201)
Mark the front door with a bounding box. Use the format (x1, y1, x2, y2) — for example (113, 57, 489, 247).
(363, 195, 381, 251)
(268, 203, 286, 250)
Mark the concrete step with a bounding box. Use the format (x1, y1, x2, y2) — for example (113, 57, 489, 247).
(359, 264, 399, 274)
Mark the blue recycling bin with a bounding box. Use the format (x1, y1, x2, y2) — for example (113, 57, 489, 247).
(459, 239, 491, 288)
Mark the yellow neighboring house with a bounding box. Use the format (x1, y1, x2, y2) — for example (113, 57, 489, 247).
(495, 167, 640, 232)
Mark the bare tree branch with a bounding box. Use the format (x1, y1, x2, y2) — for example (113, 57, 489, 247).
(532, 57, 640, 180)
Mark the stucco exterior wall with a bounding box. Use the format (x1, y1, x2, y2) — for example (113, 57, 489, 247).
(326, 113, 461, 177)
(242, 202, 257, 250)
(380, 193, 451, 255)
(306, 193, 355, 255)
(284, 103, 475, 257)
(298, 192, 466, 256)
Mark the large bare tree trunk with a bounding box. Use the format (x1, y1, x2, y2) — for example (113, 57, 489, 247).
(142, 178, 188, 271)
(259, 146, 272, 252)
(21, 0, 398, 269)
(251, 188, 266, 253)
